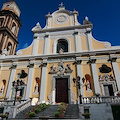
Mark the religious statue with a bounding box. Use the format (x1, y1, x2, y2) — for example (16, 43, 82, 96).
(86, 80, 91, 91)
(34, 83, 39, 93)
(2, 49, 7, 56)
(59, 48, 64, 54)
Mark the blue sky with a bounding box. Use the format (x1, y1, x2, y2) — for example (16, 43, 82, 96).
(0, 0, 120, 51)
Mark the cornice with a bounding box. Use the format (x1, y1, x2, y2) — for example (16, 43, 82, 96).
(0, 49, 120, 62)
(32, 24, 93, 33)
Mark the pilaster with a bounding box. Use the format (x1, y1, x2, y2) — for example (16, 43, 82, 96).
(108, 56, 120, 91)
(6, 62, 17, 99)
(75, 57, 84, 97)
(32, 37, 39, 55)
(44, 33, 50, 55)
(39, 59, 48, 103)
(25, 61, 34, 99)
(86, 28, 93, 51)
(74, 30, 82, 52)
(88, 58, 101, 94)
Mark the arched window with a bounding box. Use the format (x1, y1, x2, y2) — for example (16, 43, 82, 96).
(7, 42, 12, 55)
(0, 18, 4, 27)
(57, 39, 68, 53)
(11, 22, 16, 33)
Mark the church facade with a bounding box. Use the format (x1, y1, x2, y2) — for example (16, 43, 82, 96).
(0, 1, 120, 105)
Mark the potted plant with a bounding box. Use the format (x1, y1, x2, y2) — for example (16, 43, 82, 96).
(16, 96, 22, 100)
(59, 110, 65, 118)
(54, 111, 59, 118)
(25, 112, 29, 118)
(0, 113, 8, 120)
(29, 112, 36, 118)
(35, 108, 41, 113)
(82, 111, 91, 119)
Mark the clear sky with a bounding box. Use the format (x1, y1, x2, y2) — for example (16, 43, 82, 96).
(0, 0, 120, 51)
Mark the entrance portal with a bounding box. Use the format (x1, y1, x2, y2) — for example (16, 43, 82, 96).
(56, 78, 68, 103)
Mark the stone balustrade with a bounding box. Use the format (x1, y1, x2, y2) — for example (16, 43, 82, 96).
(82, 96, 120, 104)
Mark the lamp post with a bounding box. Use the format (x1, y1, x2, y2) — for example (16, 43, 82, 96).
(73, 76, 85, 104)
(12, 79, 25, 106)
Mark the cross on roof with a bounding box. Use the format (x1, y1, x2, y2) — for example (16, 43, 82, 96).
(59, 2, 64, 7)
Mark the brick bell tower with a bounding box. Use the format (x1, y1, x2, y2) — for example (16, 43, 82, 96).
(0, 0, 21, 55)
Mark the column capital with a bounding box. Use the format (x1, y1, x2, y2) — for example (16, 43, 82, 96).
(87, 59, 96, 64)
(27, 63, 34, 68)
(86, 28, 91, 33)
(40, 62, 47, 67)
(44, 33, 49, 38)
(108, 57, 117, 62)
(74, 29, 79, 35)
(75, 60, 82, 65)
(10, 64, 17, 69)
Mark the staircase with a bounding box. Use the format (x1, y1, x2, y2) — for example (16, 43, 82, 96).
(64, 104, 79, 119)
(12, 104, 80, 119)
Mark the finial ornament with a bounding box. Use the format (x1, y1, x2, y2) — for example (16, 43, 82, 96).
(85, 16, 89, 21)
(59, 2, 64, 7)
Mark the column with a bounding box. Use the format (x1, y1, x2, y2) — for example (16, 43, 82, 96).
(6, 63, 17, 99)
(39, 60, 47, 103)
(86, 28, 93, 51)
(76, 57, 84, 96)
(25, 62, 34, 99)
(110, 57, 120, 91)
(74, 30, 82, 52)
(90, 59, 101, 94)
(44, 34, 50, 55)
(32, 37, 39, 55)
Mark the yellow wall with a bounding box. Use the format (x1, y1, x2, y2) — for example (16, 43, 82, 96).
(38, 40, 44, 54)
(81, 36, 87, 51)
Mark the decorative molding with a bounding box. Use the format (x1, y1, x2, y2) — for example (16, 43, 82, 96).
(27, 63, 34, 68)
(108, 57, 117, 62)
(74, 60, 82, 65)
(9, 64, 17, 69)
(87, 59, 96, 64)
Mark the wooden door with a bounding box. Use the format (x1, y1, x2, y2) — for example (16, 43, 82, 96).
(56, 78, 68, 103)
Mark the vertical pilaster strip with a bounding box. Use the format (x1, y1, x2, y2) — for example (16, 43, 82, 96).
(90, 59, 100, 94)
(86, 28, 93, 51)
(76, 58, 84, 97)
(25, 62, 34, 99)
(6, 63, 17, 99)
(32, 37, 39, 55)
(74, 30, 80, 52)
(44, 34, 50, 55)
(110, 58, 120, 91)
(40, 60, 47, 103)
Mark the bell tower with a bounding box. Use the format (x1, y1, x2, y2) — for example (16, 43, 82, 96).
(0, 0, 21, 55)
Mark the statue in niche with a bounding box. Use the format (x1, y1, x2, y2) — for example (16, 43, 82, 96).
(85, 74, 92, 91)
(49, 64, 57, 74)
(65, 64, 73, 73)
(59, 48, 64, 54)
(86, 80, 91, 91)
(34, 77, 40, 94)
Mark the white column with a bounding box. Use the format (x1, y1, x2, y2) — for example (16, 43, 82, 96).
(40, 60, 47, 103)
(86, 28, 93, 51)
(44, 34, 50, 55)
(111, 58, 120, 91)
(25, 62, 34, 99)
(74, 30, 81, 52)
(76, 58, 84, 96)
(32, 37, 39, 55)
(6, 64, 17, 99)
(90, 59, 101, 94)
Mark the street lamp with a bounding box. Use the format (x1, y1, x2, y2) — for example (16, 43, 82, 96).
(72, 76, 85, 104)
(12, 79, 25, 105)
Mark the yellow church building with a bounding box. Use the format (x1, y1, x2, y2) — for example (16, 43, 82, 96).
(1, 0, 120, 106)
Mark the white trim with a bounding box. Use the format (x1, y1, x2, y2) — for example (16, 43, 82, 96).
(91, 63, 101, 94)
(53, 37, 70, 54)
(32, 37, 39, 55)
(25, 66, 34, 99)
(51, 73, 73, 104)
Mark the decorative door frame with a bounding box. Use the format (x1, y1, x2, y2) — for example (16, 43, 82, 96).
(49, 73, 75, 104)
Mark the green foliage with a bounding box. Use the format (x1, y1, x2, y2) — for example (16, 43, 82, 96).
(35, 108, 41, 113)
(54, 112, 60, 117)
(29, 112, 36, 117)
